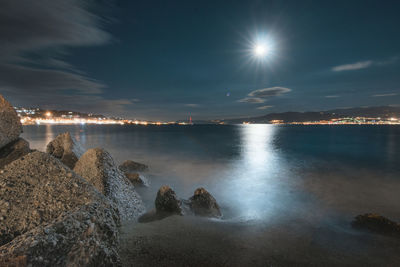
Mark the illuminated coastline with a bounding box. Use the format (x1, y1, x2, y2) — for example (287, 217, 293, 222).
(245, 117, 400, 125)
(16, 107, 400, 126)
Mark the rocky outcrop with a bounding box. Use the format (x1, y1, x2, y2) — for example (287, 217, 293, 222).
(155, 185, 183, 215)
(119, 159, 149, 187)
(125, 173, 149, 187)
(74, 148, 145, 220)
(352, 213, 400, 237)
(0, 151, 120, 265)
(139, 186, 222, 223)
(46, 132, 84, 169)
(0, 138, 31, 169)
(0, 95, 22, 150)
(119, 160, 148, 173)
(189, 188, 221, 218)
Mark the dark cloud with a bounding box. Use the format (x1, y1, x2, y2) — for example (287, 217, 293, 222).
(239, 87, 291, 103)
(0, 0, 110, 58)
(0, 0, 120, 114)
(0, 63, 103, 95)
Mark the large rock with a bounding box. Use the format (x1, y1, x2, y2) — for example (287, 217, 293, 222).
(0, 138, 31, 169)
(46, 132, 84, 169)
(74, 148, 145, 220)
(119, 160, 148, 173)
(155, 185, 182, 215)
(0, 95, 22, 150)
(125, 173, 149, 187)
(0, 151, 120, 265)
(352, 213, 400, 237)
(189, 188, 221, 218)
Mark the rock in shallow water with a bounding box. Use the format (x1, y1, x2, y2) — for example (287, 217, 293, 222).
(46, 132, 84, 169)
(0, 95, 22, 150)
(352, 213, 400, 237)
(0, 151, 120, 265)
(74, 148, 145, 220)
(155, 185, 183, 215)
(189, 187, 221, 218)
(119, 160, 148, 172)
(125, 172, 149, 187)
(0, 138, 31, 169)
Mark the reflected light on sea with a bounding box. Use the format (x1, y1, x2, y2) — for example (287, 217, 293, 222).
(219, 124, 286, 221)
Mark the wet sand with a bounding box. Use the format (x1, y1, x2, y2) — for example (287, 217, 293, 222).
(119, 215, 400, 266)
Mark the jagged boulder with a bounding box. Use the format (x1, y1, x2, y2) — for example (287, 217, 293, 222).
(352, 213, 400, 237)
(74, 148, 145, 220)
(125, 173, 149, 187)
(119, 160, 148, 173)
(155, 185, 182, 215)
(0, 95, 22, 150)
(0, 138, 31, 169)
(46, 132, 84, 169)
(189, 188, 221, 218)
(0, 151, 120, 265)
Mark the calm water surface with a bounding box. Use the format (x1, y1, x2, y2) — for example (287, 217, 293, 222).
(22, 124, 400, 224)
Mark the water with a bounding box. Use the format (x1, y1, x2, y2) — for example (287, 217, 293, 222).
(22, 124, 400, 221)
(22, 124, 400, 264)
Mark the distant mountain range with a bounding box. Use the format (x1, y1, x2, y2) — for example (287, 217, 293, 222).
(189, 106, 400, 124)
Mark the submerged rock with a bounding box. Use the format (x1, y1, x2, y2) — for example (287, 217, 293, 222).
(0, 138, 31, 169)
(119, 160, 148, 172)
(352, 213, 400, 237)
(46, 132, 84, 169)
(189, 187, 221, 218)
(155, 185, 183, 215)
(0, 151, 120, 265)
(74, 148, 145, 220)
(0, 95, 22, 150)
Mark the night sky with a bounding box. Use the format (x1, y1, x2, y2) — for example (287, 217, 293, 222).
(1, 0, 400, 121)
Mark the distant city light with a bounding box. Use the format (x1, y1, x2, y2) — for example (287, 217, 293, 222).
(45, 111, 52, 117)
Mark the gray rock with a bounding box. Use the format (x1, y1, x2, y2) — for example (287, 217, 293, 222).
(0, 138, 31, 169)
(46, 132, 84, 169)
(74, 148, 145, 220)
(0, 151, 120, 265)
(125, 173, 149, 187)
(352, 213, 400, 237)
(189, 188, 221, 218)
(0, 95, 22, 150)
(119, 160, 148, 172)
(155, 185, 182, 215)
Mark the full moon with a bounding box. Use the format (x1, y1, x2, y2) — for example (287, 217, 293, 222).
(254, 43, 269, 57)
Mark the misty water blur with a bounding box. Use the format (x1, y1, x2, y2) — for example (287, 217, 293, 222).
(23, 124, 400, 226)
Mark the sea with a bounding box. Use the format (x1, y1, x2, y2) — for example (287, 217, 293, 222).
(22, 124, 400, 265)
(22, 124, 400, 221)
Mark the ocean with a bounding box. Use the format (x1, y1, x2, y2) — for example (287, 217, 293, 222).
(22, 124, 400, 265)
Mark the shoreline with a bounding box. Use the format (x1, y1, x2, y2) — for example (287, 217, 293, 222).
(119, 215, 400, 266)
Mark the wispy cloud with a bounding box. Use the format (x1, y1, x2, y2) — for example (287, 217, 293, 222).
(256, 105, 273, 110)
(238, 87, 291, 103)
(372, 93, 398, 97)
(238, 97, 265, 103)
(0, 0, 118, 114)
(332, 61, 373, 72)
(325, 95, 340, 98)
(184, 103, 200, 107)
